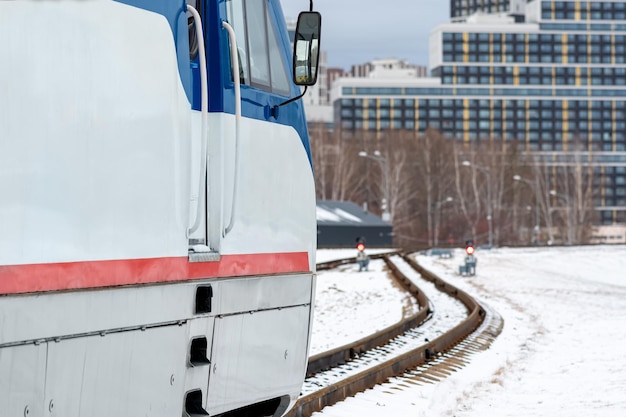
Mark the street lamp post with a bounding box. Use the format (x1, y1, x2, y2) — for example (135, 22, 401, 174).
(513, 174, 540, 245)
(433, 196, 453, 246)
(359, 150, 391, 222)
(462, 160, 493, 248)
(549, 190, 574, 245)
(435, 196, 454, 208)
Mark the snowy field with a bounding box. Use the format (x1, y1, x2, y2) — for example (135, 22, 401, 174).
(312, 245, 626, 416)
(310, 255, 418, 354)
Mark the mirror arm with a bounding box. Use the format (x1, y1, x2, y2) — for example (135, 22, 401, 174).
(276, 85, 307, 108)
(309, 0, 313, 11)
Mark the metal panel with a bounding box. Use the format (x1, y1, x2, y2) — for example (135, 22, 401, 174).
(0, 343, 47, 415)
(207, 305, 310, 415)
(43, 325, 189, 416)
(0, 283, 196, 346)
(1, 274, 312, 347)
(212, 274, 313, 316)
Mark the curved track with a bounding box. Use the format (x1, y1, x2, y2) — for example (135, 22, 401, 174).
(307, 253, 430, 376)
(285, 252, 503, 417)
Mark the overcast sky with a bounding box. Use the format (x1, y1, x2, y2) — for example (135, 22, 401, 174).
(280, 0, 449, 70)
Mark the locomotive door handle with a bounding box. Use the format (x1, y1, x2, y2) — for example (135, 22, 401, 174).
(187, 4, 208, 237)
(222, 21, 241, 237)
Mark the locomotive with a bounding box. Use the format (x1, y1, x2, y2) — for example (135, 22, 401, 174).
(0, 0, 320, 416)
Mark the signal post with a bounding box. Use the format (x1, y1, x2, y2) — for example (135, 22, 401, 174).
(459, 240, 477, 276)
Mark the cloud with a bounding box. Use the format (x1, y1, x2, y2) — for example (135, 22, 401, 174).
(280, 0, 448, 69)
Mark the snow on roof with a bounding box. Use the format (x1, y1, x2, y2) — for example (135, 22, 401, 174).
(316, 200, 390, 227)
(316, 206, 362, 223)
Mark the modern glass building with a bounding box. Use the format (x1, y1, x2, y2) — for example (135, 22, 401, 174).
(451, 0, 528, 19)
(331, 0, 626, 226)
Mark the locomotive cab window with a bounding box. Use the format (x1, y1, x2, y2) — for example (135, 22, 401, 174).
(225, 0, 290, 96)
(187, 0, 202, 60)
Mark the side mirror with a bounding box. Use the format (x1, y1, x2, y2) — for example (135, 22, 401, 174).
(293, 11, 321, 86)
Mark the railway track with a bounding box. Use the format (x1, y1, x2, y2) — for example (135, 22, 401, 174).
(307, 252, 430, 377)
(285, 252, 503, 417)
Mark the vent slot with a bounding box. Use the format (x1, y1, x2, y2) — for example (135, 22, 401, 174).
(189, 337, 210, 367)
(195, 285, 213, 314)
(185, 390, 209, 416)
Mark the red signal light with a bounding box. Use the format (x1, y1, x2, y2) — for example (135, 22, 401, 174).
(466, 245, 475, 255)
(356, 242, 365, 251)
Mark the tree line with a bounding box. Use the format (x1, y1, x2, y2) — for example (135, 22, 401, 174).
(309, 123, 597, 250)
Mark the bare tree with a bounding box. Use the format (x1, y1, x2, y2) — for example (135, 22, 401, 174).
(530, 149, 595, 245)
(453, 144, 483, 244)
(548, 157, 595, 244)
(310, 124, 363, 202)
(310, 123, 597, 249)
(359, 130, 421, 241)
(533, 161, 557, 244)
(411, 129, 457, 246)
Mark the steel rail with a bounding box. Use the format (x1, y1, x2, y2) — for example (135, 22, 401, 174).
(287, 252, 488, 417)
(307, 254, 430, 376)
(315, 250, 398, 271)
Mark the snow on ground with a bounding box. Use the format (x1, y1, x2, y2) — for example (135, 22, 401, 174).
(312, 245, 626, 416)
(310, 256, 419, 355)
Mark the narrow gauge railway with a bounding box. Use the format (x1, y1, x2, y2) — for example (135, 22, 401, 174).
(307, 253, 430, 376)
(286, 253, 503, 417)
(309, 301, 503, 417)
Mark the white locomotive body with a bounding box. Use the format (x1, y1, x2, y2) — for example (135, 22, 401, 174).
(0, 1, 321, 416)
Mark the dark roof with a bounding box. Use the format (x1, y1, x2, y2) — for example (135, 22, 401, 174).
(316, 200, 390, 227)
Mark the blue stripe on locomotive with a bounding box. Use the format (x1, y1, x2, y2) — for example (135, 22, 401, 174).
(114, 0, 312, 166)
